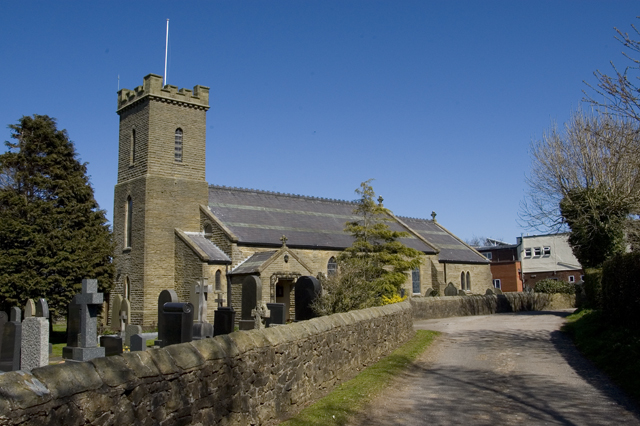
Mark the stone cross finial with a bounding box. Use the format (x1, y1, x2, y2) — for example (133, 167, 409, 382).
(280, 235, 288, 247)
(251, 302, 271, 330)
(431, 211, 437, 222)
(378, 196, 384, 206)
(215, 293, 225, 308)
(195, 278, 212, 323)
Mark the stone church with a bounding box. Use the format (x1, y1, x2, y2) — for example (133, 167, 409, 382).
(112, 74, 492, 326)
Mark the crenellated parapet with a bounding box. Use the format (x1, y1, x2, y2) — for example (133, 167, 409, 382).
(117, 73, 209, 113)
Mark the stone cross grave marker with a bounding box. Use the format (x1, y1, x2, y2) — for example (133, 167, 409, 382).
(444, 282, 458, 297)
(294, 276, 321, 322)
(215, 292, 224, 309)
(21, 299, 49, 371)
(239, 275, 262, 330)
(192, 278, 214, 340)
(0, 307, 21, 372)
(119, 298, 131, 335)
(63, 279, 105, 362)
(251, 303, 270, 330)
(155, 289, 179, 347)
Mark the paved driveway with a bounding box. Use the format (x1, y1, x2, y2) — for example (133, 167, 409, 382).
(348, 311, 640, 426)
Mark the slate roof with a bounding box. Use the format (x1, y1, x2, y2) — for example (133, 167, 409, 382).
(399, 217, 489, 264)
(182, 232, 231, 263)
(232, 251, 277, 274)
(208, 186, 437, 254)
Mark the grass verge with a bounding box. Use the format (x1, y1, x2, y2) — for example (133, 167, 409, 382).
(563, 309, 640, 403)
(280, 329, 440, 426)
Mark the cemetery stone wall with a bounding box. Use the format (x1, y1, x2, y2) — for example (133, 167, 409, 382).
(0, 301, 413, 425)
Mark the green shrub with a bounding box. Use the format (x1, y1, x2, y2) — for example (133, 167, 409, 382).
(582, 268, 603, 309)
(601, 252, 640, 327)
(534, 279, 576, 294)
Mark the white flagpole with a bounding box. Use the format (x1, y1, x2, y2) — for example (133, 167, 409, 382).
(164, 19, 169, 86)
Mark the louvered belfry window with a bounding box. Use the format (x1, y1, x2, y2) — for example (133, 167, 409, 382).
(175, 128, 183, 162)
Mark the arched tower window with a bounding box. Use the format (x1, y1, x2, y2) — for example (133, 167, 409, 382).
(125, 196, 133, 248)
(466, 271, 471, 291)
(174, 128, 183, 162)
(215, 270, 222, 291)
(124, 276, 131, 300)
(130, 129, 136, 165)
(327, 257, 337, 276)
(460, 271, 466, 291)
(412, 268, 421, 294)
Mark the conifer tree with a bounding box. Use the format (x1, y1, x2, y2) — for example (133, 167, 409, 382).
(0, 115, 114, 317)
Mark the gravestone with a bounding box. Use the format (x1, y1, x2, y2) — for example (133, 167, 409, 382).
(110, 294, 123, 332)
(192, 278, 214, 340)
(294, 276, 321, 322)
(21, 299, 49, 371)
(213, 307, 236, 336)
(251, 304, 270, 330)
(0, 311, 8, 356)
(0, 308, 22, 371)
(444, 283, 458, 296)
(155, 289, 179, 347)
(239, 275, 262, 330)
(125, 324, 142, 347)
(494, 288, 503, 295)
(458, 289, 467, 296)
(24, 299, 36, 318)
(485, 288, 495, 295)
(265, 303, 285, 327)
(63, 279, 105, 362)
(99, 336, 123, 356)
(160, 302, 194, 347)
(130, 334, 146, 352)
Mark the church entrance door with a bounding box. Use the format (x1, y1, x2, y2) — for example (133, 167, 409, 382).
(275, 280, 294, 322)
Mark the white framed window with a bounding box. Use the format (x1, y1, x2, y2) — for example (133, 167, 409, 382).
(484, 252, 492, 260)
(580, 275, 585, 281)
(568, 275, 575, 283)
(543, 246, 551, 256)
(524, 248, 532, 258)
(534, 247, 542, 256)
(493, 279, 501, 289)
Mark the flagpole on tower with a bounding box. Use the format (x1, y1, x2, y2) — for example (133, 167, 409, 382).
(164, 19, 169, 86)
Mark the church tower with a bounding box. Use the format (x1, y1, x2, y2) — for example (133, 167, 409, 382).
(113, 74, 210, 325)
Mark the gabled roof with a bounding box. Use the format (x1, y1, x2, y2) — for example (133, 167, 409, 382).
(208, 186, 437, 254)
(398, 217, 489, 264)
(175, 230, 231, 264)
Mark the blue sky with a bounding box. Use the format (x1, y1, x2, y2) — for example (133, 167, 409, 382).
(1, 1, 638, 243)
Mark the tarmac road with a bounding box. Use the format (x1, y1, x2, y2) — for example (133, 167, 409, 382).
(348, 311, 640, 426)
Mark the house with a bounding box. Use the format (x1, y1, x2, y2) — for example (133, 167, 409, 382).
(517, 233, 583, 289)
(475, 240, 523, 292)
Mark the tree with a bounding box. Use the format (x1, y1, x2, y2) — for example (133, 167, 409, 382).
(520, 111, 640, 267)
(0, 115, 114, 318)
(584, 19, 640, 122)
(313, 180, 422, 314)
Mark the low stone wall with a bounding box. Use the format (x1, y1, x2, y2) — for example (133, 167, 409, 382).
(0, 302, 414, 426)
(410, 292, 576, 320)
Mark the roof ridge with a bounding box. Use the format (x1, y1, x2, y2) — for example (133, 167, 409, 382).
(209, 184, 357, 205)
(396, 214, 432, 222)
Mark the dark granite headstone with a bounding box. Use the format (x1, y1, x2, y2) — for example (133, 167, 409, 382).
(213, 307, 236, 336)
(239, 275, 262, 330)
(444, 282, 458, 296)
(0, 311, 8, 356)
(35, 299, 49, 318)
(0, 308, 22, 371)
(155, 289, 179, 347)
(100, 336, 123, 356)
(294, 276, 321, 322)
(62, 279, 105, 362)
(130, 334, 146, 352)
(160, 302, 194, 347)
(265, 303, 285, 327)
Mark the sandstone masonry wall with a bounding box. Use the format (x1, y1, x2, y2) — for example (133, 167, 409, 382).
(0, 302, 414, 426)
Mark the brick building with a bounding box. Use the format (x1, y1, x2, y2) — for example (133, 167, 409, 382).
(111, 74, 492, 326)
(475, 243, 523, 292)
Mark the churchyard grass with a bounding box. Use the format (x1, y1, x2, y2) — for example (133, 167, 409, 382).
(280, 329, 439, 426)
(563, 309, 640, 403)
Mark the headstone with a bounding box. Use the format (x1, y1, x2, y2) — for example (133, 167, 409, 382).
(124, 324, 142, 347)
(110, 294, 123, 332)
(21, 299, 49, 371)
(444, 282, 458, 296)
(100, 336, 123, 356)
(239, 275, 262, 330)
(0, 307, 22, 372)
(424, 288, 438, 297)
(24, 299, 36, 318)
(458, 289, 467, 296)
(213, 307, 236, 336)
(119, 298, 131, 335)
(130, 334, 146, 352)
(494, 288, 503, 295)
(251, 304, 270, 330)
(265, 303, 285, 327)
(192, 279, 214, 340)
(62, 279, 105, 362)
(485, 288, 495, 295)
(0, 311, 8, 356)
(160, 302, 194, 347)
(294, 276, 321, 322)
(155, 289, 178, 347)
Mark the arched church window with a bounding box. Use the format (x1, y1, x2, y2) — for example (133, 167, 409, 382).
(130, 129, 136, 165)
(327, 257, 337, 276)
(466, 271, 471, 291)
(174, 128, 183, 162)
(412, 268, 420, 294)
(215, 270, 222, 291)
(204, 223, 213, 237)
(460, 271, 466, 291)
(124, 276, 131, 300)
(125, 196, 133, 248)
